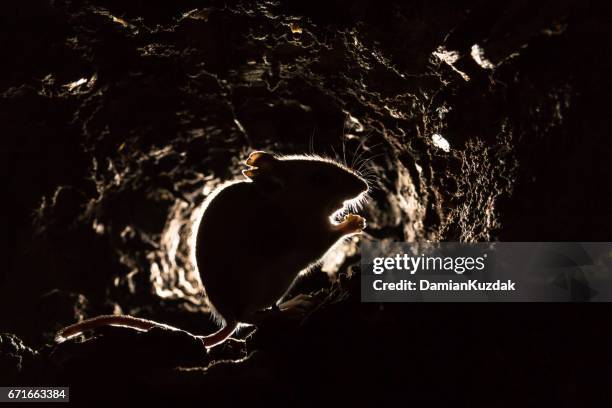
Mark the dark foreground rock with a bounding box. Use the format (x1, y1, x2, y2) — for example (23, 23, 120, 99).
(2, 0, 612, 405)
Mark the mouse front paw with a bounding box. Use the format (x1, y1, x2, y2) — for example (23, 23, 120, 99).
(335, 213, 366, 235)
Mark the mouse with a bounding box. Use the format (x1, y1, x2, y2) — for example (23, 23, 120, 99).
(55, 151, 369, 349)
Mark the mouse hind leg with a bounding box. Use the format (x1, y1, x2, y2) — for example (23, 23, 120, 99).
(240, 292, 324, 327)
(278, 293, 321, 315)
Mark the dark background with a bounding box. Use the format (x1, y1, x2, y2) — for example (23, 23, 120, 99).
(1, 0, 611, 405)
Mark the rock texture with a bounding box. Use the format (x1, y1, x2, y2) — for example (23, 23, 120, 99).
(1, 0, 611, 405)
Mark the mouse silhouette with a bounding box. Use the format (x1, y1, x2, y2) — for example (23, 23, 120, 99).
(56, 151, 369, 348)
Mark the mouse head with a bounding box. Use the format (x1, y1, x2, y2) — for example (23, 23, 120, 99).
(243, 151, 369, 216)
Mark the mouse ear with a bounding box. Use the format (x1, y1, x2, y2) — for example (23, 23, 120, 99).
(243, 151, 283, 189)
(245, 151, 277, 169)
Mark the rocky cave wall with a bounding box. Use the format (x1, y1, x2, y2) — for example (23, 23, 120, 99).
(2, 0, 611, 403)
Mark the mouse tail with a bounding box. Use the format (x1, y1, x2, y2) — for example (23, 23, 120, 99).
(54, 315, 178, 343)
(199, 320, 238, 348)
(56, 315, 238, 348)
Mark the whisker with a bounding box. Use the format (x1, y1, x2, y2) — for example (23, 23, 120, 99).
(351, 135, 383, 172)
(330, 144, 340, 163)
(309, 127, 316, 155)
(356, 152, 385, 174)
(351, 136, 367, 170)
(342, 136, 348, 168)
